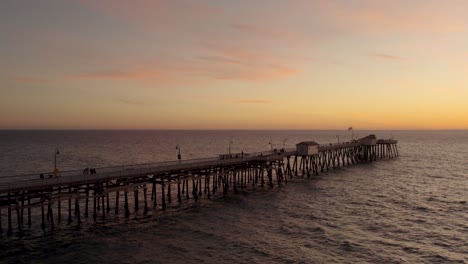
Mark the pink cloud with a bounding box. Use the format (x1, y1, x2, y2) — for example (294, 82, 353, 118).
(73, 70, 162, 81)
(212, 65, 298, 82)
(78, 0, 223, 32)
(372, 53, 408, 61)
(232, 99, 273, 104)
(71, 61, 298, 84)
(314, 0, 467, 33)
(231, 24, 299, 44)
(69, 43, 300, 84)
(13, 77, 52, 84)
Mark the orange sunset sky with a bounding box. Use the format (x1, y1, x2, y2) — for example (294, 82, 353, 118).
(1, 0, 467, 130)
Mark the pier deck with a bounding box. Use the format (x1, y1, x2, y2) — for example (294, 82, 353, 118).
(0, 137, 398, 235)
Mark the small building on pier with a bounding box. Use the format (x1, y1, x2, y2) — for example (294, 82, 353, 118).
(358, 134, 377, 146)
(296, 141, 319, 156)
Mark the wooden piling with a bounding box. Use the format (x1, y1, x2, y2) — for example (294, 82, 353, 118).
(6, 193, 12, 235)
(124, 190, 130, 217)
(207, 175, 211, 199)
(153, 180, 157, 209)
(192, 177, 198, 200)
(85, 185, 89, 218)
(68, 187, 72, 223)
(106, 182, 110, 213)
(198, 177, 202, 198)
(167, 176, 172, 204)
(101, 193, 106, 220)
(143, 185, 148, 214)
(58, 186, 62, 222)
(177, 176, 182, 204)
(151, 180, 156, 200)
(93, 190, 97, 221)
(20, 192, 24, 225)
(15, 194, 22, 233)
(76, 194, 81, 226)
(48, 201, 54, 230)
(27, 196, 31, 226)
(40, 197, 45, 230)
(161, 178, 166, 210)
(115, 189, 120, 215)
(134, 188, 139, 211)
(186, 176, 190, 200)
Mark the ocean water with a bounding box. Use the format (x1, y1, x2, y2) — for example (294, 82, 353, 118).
(0, 130, 467, 263)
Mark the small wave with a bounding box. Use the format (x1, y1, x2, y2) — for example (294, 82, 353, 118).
(423, 253, 465, 263)
(427, 197, 467, 205)
(413, 206, 431, 212)
(433, 241, 451, 248)
(309, 226, 325, 234)
(402, 246, 419, 254)
(340, 240, 359, 252)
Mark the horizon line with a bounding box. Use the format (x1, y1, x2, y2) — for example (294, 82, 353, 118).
(1, 128, 467, 131)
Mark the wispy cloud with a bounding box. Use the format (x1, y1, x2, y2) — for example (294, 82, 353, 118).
(314, 0, 467, 33)
(70, 45, 300, 85)
(232, 99, 273, 104)
(197, 56, 244, 65)
(72, 70, 163, 81)
(372, 53, 408, 61)
(231, 24, 299, 43)
(212, 64, 298, 82)
(13, 77, 52, 84)
(78, 0, 223, 32)
(119, 98, 145, 105)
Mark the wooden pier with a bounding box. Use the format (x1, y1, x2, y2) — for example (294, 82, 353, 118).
(0, 136, 398, 235)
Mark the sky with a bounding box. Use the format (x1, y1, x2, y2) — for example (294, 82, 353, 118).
(1, 0, 467, 130)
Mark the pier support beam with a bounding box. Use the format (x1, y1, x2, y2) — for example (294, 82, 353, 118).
(124, 190, 130, 217)
(161, 178, 166, 210)
(57, 187, 62, 222)
(143, 185, 148, 215)
(68, 187, 72, 224)
(85, 185, 89, 218)
(134, 188, 139, 211)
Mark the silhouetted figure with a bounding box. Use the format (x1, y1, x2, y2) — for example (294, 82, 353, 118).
(83, 168, 89, 175)
(40, 173, 44, 179)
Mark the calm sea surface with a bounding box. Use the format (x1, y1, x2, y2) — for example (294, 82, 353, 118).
(0, 130, 467, 263)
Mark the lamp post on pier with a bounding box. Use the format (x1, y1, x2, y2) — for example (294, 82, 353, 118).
(53, 150, 60, 176)
(228, 140, 233, 156)
(336, 135, 340, 144)
(268, 140, 273, 152)
(283, 138, 287, 150)
(348, 126, 354, 141)
(176, 145, 181, 164)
